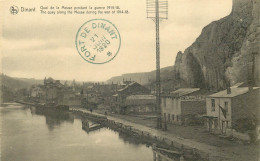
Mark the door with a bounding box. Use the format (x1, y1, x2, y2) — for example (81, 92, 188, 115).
(222, 121, 226, 135)
(209, 119, 212, 132)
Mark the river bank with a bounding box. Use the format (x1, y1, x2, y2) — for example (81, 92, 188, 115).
(71, 108, 196, 161)
(71, 107, 259, 161)
(1, 103, 155, 161)
(6, 102, 256, 161)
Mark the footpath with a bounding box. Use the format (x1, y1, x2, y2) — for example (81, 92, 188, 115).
(71, 107, 258, 161)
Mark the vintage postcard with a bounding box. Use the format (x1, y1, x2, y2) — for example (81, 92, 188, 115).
(0, 0, 259, 161)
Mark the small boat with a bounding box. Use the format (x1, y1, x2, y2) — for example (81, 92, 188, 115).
(82, 120, 103, 133)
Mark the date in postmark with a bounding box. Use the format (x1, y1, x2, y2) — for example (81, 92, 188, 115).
(75, 19, 121, 64)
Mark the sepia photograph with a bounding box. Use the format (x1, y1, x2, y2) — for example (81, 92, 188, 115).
(0, 0, 259, 160)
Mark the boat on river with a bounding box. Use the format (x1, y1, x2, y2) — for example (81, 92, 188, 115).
(82, 119, 103, 133)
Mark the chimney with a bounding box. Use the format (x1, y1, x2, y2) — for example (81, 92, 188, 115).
(227, 87, 231, 94)
(226, 80, 231, 94)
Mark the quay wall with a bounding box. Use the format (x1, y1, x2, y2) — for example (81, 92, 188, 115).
(70, 109, 213, 161)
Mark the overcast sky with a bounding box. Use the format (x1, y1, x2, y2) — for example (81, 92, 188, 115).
(1, 0, 232, 82)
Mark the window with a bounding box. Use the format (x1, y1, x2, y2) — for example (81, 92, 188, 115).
(168, 114, 170, 122)
(175, 100, 178, 110)
(214, 119, 218, 129)
(224, 102, 228, 112)
(164, 113, 166, 119)
(211, 99, 215, 111)
(172, 114, 174, 121)
(177, 115, 179, 121)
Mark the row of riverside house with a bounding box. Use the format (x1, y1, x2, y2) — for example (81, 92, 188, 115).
(161, 83, 259, 142)
(30, 77, 82, 108)
(30, 78, 260, 142)
(86, 80, 259, 142)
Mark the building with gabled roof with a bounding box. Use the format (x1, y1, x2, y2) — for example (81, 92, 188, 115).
(111, 81, 151, 113)
(161, 88, 211, 125)
(208, 87, 258, 98)
(124, 94, 156, 114)
(117, 82, 150, 94)
(170, 88, 200, 97)
(205, 86, 260, 139)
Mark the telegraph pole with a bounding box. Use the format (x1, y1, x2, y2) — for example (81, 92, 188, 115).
(155, 0, 162, 129)
(147, 0, 168, 129)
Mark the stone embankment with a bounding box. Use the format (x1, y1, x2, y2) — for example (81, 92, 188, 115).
(71, 108, 215, 161)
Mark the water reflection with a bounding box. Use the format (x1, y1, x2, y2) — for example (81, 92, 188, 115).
(80, 119, 180, 161)
(1, 103, 154, 161)
(1, 103, 183, 161)
(30, 106, 74, 131)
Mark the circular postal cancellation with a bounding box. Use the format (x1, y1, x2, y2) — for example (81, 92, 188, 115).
(75, 19, 121, 64)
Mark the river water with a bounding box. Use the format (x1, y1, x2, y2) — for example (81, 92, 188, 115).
(1, 103, 153, 161)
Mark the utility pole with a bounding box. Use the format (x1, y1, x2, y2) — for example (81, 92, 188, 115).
(146, 0, 168, 129)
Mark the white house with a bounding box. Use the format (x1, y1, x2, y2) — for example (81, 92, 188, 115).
(161, 88, 208, 125)
(205, 86, 259, 138)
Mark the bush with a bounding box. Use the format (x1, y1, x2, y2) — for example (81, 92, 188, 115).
(233, 118, 257, 133)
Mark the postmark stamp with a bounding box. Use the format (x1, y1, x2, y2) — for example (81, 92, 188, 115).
(75, 19, 121, 64)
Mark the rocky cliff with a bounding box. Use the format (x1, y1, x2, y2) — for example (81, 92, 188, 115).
(108, 0, 259, 91)
(175, 0, 259, 90)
